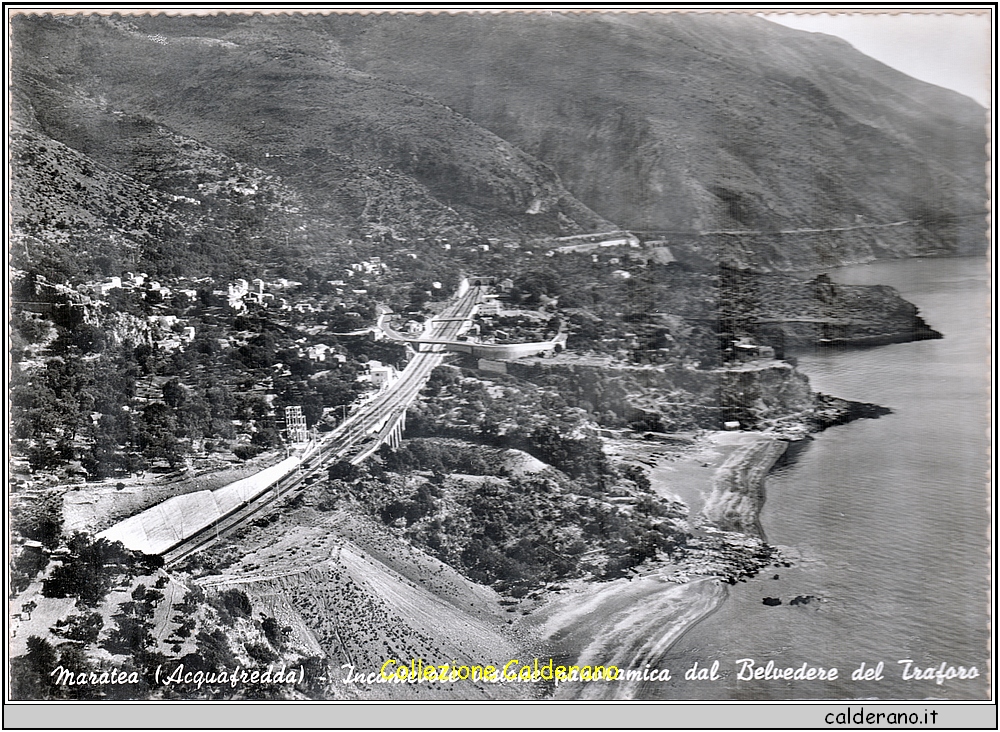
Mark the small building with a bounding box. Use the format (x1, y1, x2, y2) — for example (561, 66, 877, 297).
(733, 337, 775, 361)
(361, 360, 397, 389)
(477, 298, 502, 316)
(306, 344, 332, 362)
(370, 361, 396, 389)
(228, 279, 249, 310)
(148, 314, 179, 328)
(247, 290, 273, 305)
(96, 277, 122, 295)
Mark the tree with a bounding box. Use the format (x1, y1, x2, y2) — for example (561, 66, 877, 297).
(52, 612, 104, 644)
(42, 535, 137, 606)
(162, 378, 187, 409)
(217, 589, 252, 620)
(11, 549, 48, 595)
(9, 636, 59, 699)
(527, 425, 610, 484)
(66, 323, 107, 354)
(328, 460, 359, 482)
(236, 332, 277, 371)
(54, 643, 100, 700)
(251, 427, 281, 448)
(138, 402, 182, 468)
(27, 442, 62, 472)
(102, 613, 155, 657)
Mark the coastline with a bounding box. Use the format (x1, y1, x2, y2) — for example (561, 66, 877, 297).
(527, 574, 726, 700)
(636, 256, 991, 701)
(701, 437, 788, 537)
(528, 429, 788, 700)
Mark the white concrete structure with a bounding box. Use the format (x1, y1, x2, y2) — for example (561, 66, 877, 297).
(97, 456, 301, 555)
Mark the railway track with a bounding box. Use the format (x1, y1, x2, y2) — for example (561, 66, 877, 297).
(161, 287, 481, 564)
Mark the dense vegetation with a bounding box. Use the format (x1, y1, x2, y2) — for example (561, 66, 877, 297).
(312, 438, 688, 596)
(11, 565, 326, 701)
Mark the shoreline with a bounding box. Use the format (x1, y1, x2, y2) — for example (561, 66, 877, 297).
(700, 437, 788, 538)
(529, 429, 789, 700)
(526, 574, 727, 700)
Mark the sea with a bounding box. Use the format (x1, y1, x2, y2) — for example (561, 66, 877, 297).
(648, 255, 992, 701)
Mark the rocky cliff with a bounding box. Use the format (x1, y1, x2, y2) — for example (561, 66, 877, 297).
(505, 357, 817, 432)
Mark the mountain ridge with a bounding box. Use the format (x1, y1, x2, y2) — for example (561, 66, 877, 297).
(10, 12, 987, 277)
(9, 14, 610, 281)
(304, 12, 986, 268)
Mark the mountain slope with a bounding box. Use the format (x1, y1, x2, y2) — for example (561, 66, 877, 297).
(296, 12, 987, 268)
(12, 13, 987, 275)
(9, 14, 610, 280)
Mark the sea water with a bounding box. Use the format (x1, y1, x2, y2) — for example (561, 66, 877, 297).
(649, 256, 991, 700)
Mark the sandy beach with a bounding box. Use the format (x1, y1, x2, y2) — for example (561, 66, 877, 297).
(526, 430, 788, 700)
(528, 574, 726, 700)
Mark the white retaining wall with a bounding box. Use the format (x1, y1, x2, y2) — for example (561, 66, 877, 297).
(97, 455, 301, 555)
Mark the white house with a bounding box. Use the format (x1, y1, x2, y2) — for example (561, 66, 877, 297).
(306, 344, 332, 362)
(96, 277, 122, 296)
(228, 279, 249, 310)
(477, 298, 502, 316)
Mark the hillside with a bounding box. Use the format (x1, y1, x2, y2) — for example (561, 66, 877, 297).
(11, 13, 986, 277)
(299, 12, 988, 269)
(9, 14, 610, 282)
(8, 12, 977, 702)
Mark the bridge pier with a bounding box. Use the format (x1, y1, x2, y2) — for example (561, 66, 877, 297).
(386, 413, 405, 449)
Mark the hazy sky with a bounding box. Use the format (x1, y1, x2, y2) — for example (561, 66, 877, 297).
(760, 11, 992, 107)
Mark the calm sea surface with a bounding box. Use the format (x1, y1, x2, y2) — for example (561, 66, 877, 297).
(649, 256, 991, 700)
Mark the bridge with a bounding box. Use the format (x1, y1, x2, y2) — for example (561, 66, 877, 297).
(403, 335, 565, 360)
(377, 300, 564, 360)
(100, 283, 485, 562)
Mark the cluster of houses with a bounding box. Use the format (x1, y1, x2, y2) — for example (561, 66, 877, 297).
(347, 257, 387, 276)
(223, 262, 388, 314)
(146, 315, 196, 349)
(89, 271, 199, 302)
